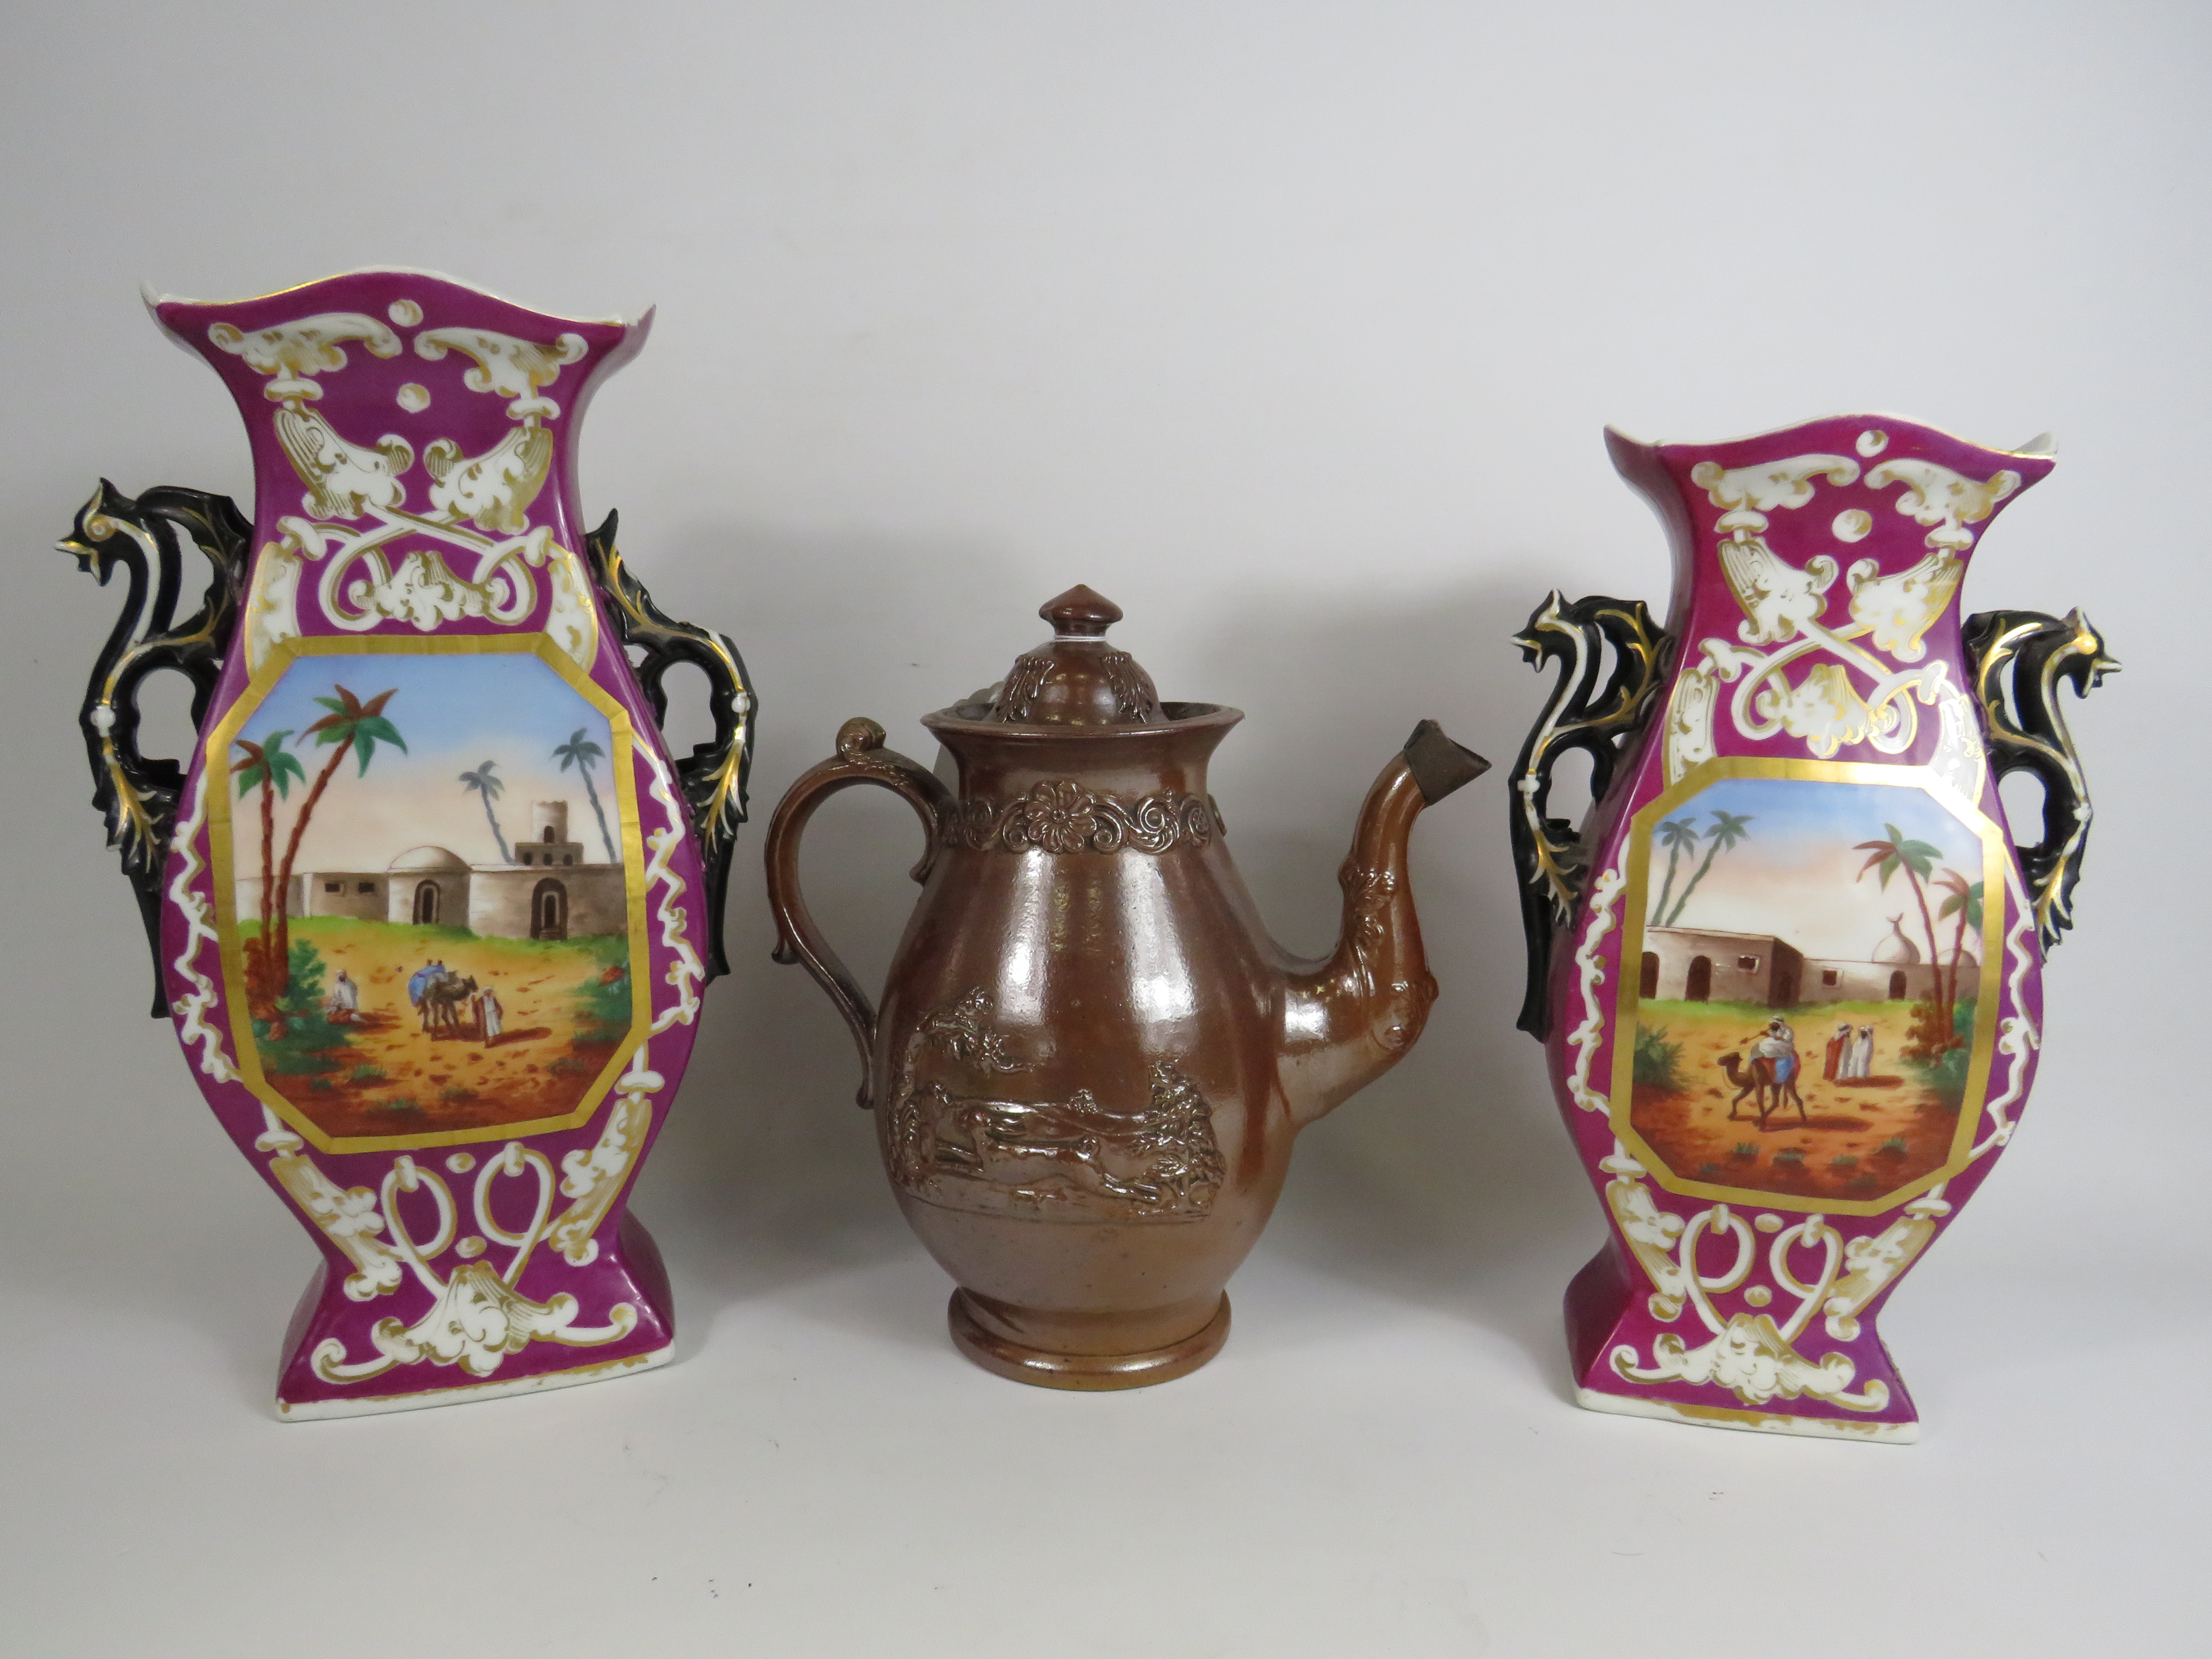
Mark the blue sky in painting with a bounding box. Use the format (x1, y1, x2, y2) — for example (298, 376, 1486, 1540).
(230, 652, 622, 875)
(1646, 777, 1984, 959)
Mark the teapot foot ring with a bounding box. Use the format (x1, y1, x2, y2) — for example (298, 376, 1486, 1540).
(947, 1290, 1230, 1390)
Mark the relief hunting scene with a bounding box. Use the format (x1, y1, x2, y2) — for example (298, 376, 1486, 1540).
(221, 651, 637, 1140)
(1624, 776, 1994, 1203)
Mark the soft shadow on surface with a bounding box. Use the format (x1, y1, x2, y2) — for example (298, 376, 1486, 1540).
(629, 519, 1040, 1340)
(1180, 569, 1612, 1395)
(640, 549, 1621, 1383)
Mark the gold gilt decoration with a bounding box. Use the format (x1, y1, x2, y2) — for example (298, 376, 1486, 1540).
(199, 306, 599, 670)
(1598, 1147, 1889, 1414)
(582, 512, 756, 980)
(57, 482, 253, 1014)
(1664, 444, 2030, 790)
(1508, 592, 1666, 1038)
(1963, 607, 2116, 952)
(550, 1088, 653, 1266)
(307, 1143, 638, 1384)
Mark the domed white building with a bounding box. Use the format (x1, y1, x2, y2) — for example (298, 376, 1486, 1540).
(1871, 918, 1921, 966)
(387, 844, 471, 924)
(1639, 914, 1982, 1008)
(242, 801, 626, 941)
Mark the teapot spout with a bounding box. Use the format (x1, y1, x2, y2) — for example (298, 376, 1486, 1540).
(1280, 721, 1488, 1127)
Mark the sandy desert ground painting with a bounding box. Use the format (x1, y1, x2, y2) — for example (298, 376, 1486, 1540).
(211, 644, 643, 1146)
(1615, 772, 2001, 1205)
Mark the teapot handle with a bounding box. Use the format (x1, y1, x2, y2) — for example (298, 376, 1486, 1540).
(59, 481, 253, 1017)
(764, 717, 951, 1109)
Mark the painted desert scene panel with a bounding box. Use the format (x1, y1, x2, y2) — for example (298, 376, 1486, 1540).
(221, 649, 637, 1140)
(1624, 776, 1993, 1204)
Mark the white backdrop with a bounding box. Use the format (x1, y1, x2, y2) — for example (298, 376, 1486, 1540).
(1, 3, 2203, 1654)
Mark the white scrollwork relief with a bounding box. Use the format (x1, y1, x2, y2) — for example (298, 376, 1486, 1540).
(308, 1144, 636, 1384)
(210, 313, 402, 402)
(415, 326, 587, 422)
(212, 304, 601, 670)
(1821, 1186, 1950, 1341)
(1865, 457, 2021, 551)
(274, 406, 414, 521)
(1564, 866, 1625, 1113)
(1663, 449, 2013, 785)
(1971, 865, 2042, 1161)
(166, 772, 239, 1083)
(255, 1109, 404, 1301)
(1602, 1157, 1891, 1413)
(639, 745, 706, 1034)
(550, 1094, 652, 1268)
(425, 425, 554, 535)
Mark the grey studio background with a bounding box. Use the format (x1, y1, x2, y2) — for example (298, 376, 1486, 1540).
(0, 3, 2202, 1655)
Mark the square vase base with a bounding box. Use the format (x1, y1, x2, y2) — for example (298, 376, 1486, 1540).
(276, 1345, 673, 1422)
(1573, 1383, 1919, 1444)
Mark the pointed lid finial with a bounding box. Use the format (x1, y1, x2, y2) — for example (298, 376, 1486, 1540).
(1040, 583, 1123, 637)
(985, 585, 1164, 725)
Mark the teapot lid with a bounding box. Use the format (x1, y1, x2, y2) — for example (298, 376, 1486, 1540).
(984, 585, 1166, 726)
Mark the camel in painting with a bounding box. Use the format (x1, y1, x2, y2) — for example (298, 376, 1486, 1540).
(419, 972, 480, 1038)
(1717, 1050, 1807, 1131)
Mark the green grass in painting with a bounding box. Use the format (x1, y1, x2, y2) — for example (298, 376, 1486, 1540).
(1633, 1024, 1684, 1091)
(251, 941, 354, 1075)
(1906, 1001, 1978, 1110)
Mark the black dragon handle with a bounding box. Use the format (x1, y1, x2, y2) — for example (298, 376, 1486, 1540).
(1509, 592, 1668, 1040)
(583, 511, 757, 981)
(1963, 608, 2116, 954)
(59, 481, 253, 1016)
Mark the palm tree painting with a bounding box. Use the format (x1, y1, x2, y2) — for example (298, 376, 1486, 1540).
(1661, 809, 1752, 927)
(218, 650, 639, 1145)
(1854, 823, 1946, 988)
(1626, 775, 1997, 1205)
(554, 727, 620, 864)
(1649, 815, 1700, 925)
(268, 685, 406, 1002)
(460, 760, 512, 863)
(1933, 869, 1984, 1022)
(231, 728, 305, 1011)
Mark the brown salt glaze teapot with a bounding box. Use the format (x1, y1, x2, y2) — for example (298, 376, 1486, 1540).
(764, 586, 1487, 1388)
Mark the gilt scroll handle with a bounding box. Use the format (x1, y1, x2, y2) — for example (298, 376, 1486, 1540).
(1509, 592, 1667, 1041)
(763, 718, 951, 1109)
(582, 512, 757, 981)
(58, 481, 252, 1016)
(1963, 607, 2116, 954)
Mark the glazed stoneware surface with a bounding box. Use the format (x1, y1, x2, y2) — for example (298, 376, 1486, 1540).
(63, 271, 753, 1419)
(766, 588, 1487, 1387)
(1512, 415, 2112, 1441)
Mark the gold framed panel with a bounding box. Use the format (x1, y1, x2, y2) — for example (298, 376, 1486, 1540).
(1609, 756, 2007, 1217)
(204, 632, 652, 1154)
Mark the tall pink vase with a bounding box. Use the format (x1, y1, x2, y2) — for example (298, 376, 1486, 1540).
(58, 271, 754, 1418)
(1511, 415, 2113, 1441)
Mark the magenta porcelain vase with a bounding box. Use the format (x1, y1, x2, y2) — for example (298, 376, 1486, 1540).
(58, 270, 754, 1419)
(1511, 415, 2113, 1441)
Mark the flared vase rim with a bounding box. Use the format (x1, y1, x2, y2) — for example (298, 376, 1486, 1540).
(1604, 413, 2057, 460)
(139, 266, 650, 329)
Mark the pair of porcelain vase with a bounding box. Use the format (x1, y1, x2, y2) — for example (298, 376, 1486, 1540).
(57, 271, 2109, 1441)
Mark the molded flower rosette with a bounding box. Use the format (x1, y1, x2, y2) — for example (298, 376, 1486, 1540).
(56, 271, 754, 1419)
(1511, 415, 2113, 1441)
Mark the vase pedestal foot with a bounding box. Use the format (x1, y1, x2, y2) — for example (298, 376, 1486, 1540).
(1561, 1241, 1921, 1444)
(271, 1210, 679, 1421)
(947, 1289, 1231, 1390)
